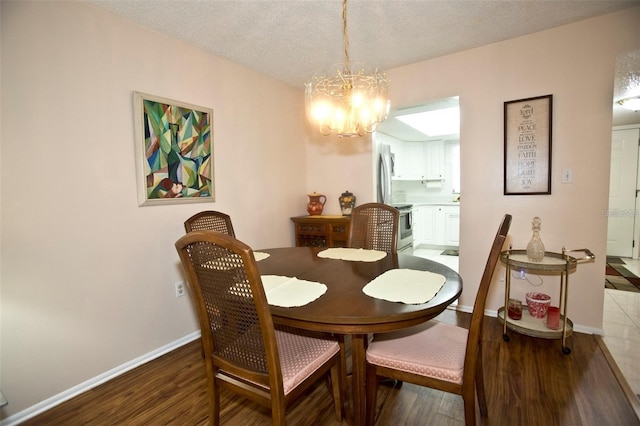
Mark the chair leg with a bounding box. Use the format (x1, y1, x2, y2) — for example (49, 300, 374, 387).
(330, 364, 344, 420)
(210, 382, 220, 426)
(271, 400, 286, 426)
(475, 346, 488, 417)
(462, 367, 477, 426)
(463, 396, 477, 426)
(337, 335, 349, 396)
(365, 365, 379, 425)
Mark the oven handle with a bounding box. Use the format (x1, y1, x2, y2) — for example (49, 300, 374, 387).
(398, 210, 412, 229)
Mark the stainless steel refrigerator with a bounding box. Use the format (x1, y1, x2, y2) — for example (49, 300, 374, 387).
(377, 144, 394, 204)
(376, 143, 414, 253)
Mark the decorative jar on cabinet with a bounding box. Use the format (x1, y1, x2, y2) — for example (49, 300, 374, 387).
(306, 192, 326, 216)
(338, 190, 356, 216)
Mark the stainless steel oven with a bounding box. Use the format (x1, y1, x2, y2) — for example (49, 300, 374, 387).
(393, 204, 413, 254)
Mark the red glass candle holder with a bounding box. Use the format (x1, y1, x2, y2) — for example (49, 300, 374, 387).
(546, 306, 561, 330)
(507, 298, 522, 320)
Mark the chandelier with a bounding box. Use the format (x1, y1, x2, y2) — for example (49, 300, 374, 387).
(305, 0, 390, 137)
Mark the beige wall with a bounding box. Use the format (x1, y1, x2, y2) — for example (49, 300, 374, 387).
(1, 0, 639, 421)
(0, 1, 308, 418)
(387, 7, 640, 324)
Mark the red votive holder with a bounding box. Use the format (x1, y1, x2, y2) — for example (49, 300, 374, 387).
(546, 306, 561, 330)
(507, 298, 522, 320)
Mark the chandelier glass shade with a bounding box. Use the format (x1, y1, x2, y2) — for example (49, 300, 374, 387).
(305, 0, 390, 137)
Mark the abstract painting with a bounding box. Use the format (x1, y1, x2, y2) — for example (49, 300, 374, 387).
(133, 92, 214, 206)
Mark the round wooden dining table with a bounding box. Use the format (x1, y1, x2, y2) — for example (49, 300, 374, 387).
(256, 246, 462, 426)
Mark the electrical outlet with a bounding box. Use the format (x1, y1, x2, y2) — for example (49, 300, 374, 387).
(175, 281, 186, 297)
(518, 269, 526, 279)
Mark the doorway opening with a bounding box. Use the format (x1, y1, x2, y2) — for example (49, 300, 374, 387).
(374, 96, 460, 274)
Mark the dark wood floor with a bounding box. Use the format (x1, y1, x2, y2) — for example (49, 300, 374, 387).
(21, 310, 640, 425)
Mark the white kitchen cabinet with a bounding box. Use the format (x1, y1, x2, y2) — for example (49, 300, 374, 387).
(444, 206, 460, 245)
(405, 142, 426, 178)
(391, 140, 445, 181)
(424, 141, 445, 180)
(387, 140, 407, 178)
(411, 206, 425, 247)
(414, 205, 443, 246)
(392, 141, 424, 179)
(412, 206, 440, 246)
(413, 204, 459, 247)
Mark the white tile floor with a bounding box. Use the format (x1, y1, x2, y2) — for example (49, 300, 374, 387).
(413, 247, 459, 273)
(603, 257, 640, 397)
(413, 247, 640, 397)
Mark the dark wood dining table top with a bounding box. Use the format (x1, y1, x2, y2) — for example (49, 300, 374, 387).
(256, 246, 463, 334)
(256, 246, 462, 426)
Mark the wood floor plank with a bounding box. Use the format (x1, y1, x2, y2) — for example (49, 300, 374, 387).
(20, 311, 639, 426)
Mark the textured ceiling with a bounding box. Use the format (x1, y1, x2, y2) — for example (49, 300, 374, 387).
(89, 0, 638, 87)
(88, 0, 640, 131)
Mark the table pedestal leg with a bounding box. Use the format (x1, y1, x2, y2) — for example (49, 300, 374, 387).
(351, 333, 367, 426)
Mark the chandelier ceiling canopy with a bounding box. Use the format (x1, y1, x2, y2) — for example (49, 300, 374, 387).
(305, 0, 390, 137)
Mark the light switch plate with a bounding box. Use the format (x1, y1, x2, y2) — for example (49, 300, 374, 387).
(561, 168, 573, 184)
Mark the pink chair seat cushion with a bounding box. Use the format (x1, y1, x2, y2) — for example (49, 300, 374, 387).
(366, 321, 468, 384)
(275, 330, 340, 394)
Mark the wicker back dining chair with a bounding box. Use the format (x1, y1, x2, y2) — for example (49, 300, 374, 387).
(347, 203, 399, 253)
(184, 210, 235, 236)
(365, 214, 512, 426)
(175, 231, 344, 426)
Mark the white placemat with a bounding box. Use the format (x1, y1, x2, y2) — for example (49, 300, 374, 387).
(362, 269, 446, 304)
(254, 252, 270, 261)
(260, 275, 327, 307)
(317, 247, 387, 262)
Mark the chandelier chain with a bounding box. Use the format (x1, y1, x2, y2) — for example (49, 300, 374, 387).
(342, 0, 350, 73)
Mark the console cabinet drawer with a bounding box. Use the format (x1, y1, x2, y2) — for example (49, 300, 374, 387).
(291, 215, 351, 248)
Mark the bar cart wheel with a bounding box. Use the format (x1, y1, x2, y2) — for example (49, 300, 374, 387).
(503, 334, 510, 342)
(562, 346, 572, 355)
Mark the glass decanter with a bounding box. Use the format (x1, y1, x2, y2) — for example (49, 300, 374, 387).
(526, 216, 545, 262)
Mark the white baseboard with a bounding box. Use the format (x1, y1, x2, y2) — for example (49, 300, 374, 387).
(0, 332, 200, 426)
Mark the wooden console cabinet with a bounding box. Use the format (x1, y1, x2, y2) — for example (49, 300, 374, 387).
(291, 215, 351, 248)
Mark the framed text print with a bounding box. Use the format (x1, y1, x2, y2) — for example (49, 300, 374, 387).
(133, 92, 214, 206)
(504, 94, 552, 195)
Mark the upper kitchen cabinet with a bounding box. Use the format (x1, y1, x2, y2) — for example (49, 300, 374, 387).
(390, 140, 445, 181)
(424, 141, 444, 180)
(390, 140, 421, 179)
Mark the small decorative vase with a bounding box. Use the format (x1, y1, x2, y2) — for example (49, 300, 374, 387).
(306, 192, 326, 216)
(339, 190, 356, 216)
(526, 216, 545, 262)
